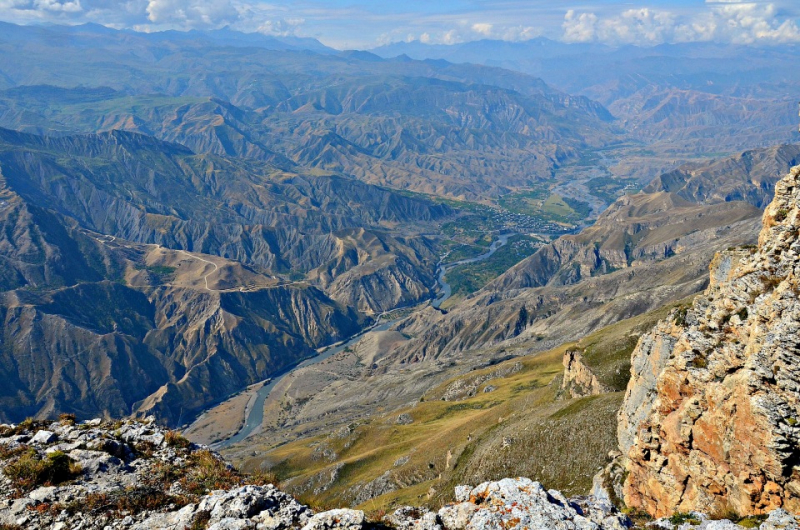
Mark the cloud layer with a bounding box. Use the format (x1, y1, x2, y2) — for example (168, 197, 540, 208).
(563, 1, 800, 45)
(0, 0, 798, 48)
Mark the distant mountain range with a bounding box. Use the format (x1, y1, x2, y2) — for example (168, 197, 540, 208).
(372, 38, 800, 153)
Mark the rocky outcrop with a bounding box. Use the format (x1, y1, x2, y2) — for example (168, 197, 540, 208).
(386, 478, 632, 530)
(0, 418, 312, 529)
(562, 349, 607, 398)
(619, 166, 800, 517)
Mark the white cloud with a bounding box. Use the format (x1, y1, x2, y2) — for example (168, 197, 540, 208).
(472, 22, 493, 36)
(145, 0, 238, 28)
(0, 0, 84, 21)
(35, 0, 82, 12)
(563, 10, 598, 43)
(563, 1, 800, 45)
(256, 17, 303, 37)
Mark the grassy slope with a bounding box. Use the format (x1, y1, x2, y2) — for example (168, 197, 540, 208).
(241, 297, 691, 514)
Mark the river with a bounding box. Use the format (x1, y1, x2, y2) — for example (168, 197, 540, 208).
(432, 232, 511, 309)
(211, 232, 511, 449)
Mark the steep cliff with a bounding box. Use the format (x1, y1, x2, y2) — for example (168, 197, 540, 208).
(619, 166, 800, 517)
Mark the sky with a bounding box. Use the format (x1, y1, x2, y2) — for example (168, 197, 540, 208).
(1, 0, 800, 49)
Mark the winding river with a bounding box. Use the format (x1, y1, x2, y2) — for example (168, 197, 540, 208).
(211, 232, 511, 449)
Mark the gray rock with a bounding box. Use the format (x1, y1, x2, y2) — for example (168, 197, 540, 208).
(761, 509, 800, 530)
(30, 430, 57, 445)
(387, 506, 442, 530)
(454, 485, 472, 502)
(438, 502, 478, 529)
(396, 413, 414, 425)
(301, 509, 365, 530)
(68, 449, 124, 476)
(449, 478, 631, 530)
(208, 518, 257, 530)
(28, 486, 57, 502)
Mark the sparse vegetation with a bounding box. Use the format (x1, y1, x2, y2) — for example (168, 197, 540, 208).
(165, 430, 193, 449)
(669, 512, 702, 525)
(737, 514, 768, 527)
(674, 306, 690, 327)
(3, 449, 82, 493)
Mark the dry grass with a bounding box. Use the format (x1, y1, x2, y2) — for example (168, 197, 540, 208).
(58, 413, 76, 426)
(3, 449, 82, 493)
(165, 430, 192, 449)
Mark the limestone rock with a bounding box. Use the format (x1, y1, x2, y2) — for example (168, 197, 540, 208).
(300, 508, 365, 530)
(386, 479, 631, 530)
(562, 349, 607, 398)
(30, 430, 57, 445)
(620, 166, 800, 517)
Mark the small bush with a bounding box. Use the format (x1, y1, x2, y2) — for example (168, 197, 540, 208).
(247, 469, 280, 488)
(0, 444, 28, 461)
(669, 512, 701, 525)
(691, 356, 708, 369)
(133, 440, 158, 458)
(165, 430, 192, 449)
(775, 208, 789, 222)
(179, 450, 240, 495)
(3, 418, 43, 437)
(3, 450, 81, 492)
(66, 487, 192, 517)
(737, 515, 767, 528)
(59, 413, 76, 426)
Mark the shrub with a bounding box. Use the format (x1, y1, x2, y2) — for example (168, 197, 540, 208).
(65, 487, 192, 516)
(0, 444, 28, 461)
(669, 512, 701, 525)
(737, 515, 767, 528)
(3, 450, 81, 492)
(165, 430, 192, 449)
(247, 469, 280, 488)
(673, 307, 689, 327)
(179, 450, 240, 495)
(775, 208, 789, 222)
(133, 440, 158, 458)
(59, 413, 76, 426)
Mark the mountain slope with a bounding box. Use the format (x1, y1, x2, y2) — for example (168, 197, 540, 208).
(0, 127, 461, 425)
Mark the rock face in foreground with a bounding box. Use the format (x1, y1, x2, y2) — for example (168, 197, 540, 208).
(387, 478, 632, 530)
(0, 418, 317, 529)
(619, 166, 800, 517)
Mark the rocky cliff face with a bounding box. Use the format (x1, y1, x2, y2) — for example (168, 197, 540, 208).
(619, 166, 800, 517)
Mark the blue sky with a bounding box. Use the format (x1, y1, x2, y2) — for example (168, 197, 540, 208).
(1, 0, 800, 48)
